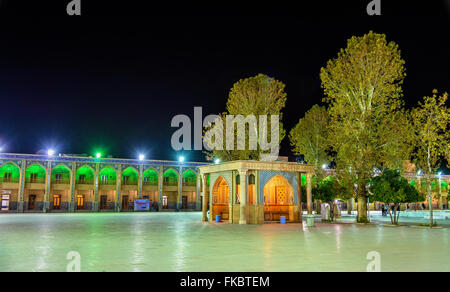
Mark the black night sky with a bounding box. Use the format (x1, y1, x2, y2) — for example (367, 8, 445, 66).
(0, 1, 448, 162)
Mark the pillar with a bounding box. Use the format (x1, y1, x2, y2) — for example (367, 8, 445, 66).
(115, 164, 122, 212)
(68, 162, 76, 212)
(306, 172, 313, 215)
(177, 166, 182, 210)
(297, 172, 302, 222)
(196, 172, 201, 210)
(202, 173, 208, 221)
(17, 160, 26, 213)
(158, 166, 163, 210)
(438, 176, 442, 210)
(238, 169, 248, 224)
(92, 163, 100, 212)
(138, 164, 143, 200)
(43, 161, 51, 213)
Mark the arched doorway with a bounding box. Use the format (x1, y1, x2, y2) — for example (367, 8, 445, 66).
(212, 176, 229, 221)
(263, 175, 294, 222)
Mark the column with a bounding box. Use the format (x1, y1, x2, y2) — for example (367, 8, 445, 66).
(196, 172, 201, 210)
(138, 164, 144, 200)
(92, 163, 100, 212)
(43, 161, 51, 213)
(177, 166, 182, 210)
(238, 169, 248, 224)
(297, 172, 303, 222)
(158, 166, 163, 210)
(17, 160, 26, 213)
(115, 164, 122, 212)
(438, 176, 442, 210)
(306, 172, 313, 215)
(68, 162, 76, 212)
(202, 173, 208, 221)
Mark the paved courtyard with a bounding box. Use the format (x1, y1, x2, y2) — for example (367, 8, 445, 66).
(0, 212, 448, 272)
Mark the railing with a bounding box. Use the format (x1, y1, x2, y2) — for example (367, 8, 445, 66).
(76, 179, 94, 185)
(143, 181, 158, 186)
(122, 180, 138, 186)
(51, 179, 70, 184)
(25, 178, 46, 184)
(99, 180, 116, 185)
(183, 181, 196, 186)
(0, 177, 19, 183)
(163, 181, 178, 186)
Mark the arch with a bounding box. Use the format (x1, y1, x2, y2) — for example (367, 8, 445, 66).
(212, 176, 230, 220)
(25, 163, 47, 183)
(99, 166, 117, 185)
(51, 164, 72, 184)
(163, 168, 179, 186)
(122, 167, 139, 185)
(182, 169, 197, 186)
(143, 168, 159, 186)
(0, 162, 21, 183)
(76, 165, 95, 184)
(263, 174, 295, 222)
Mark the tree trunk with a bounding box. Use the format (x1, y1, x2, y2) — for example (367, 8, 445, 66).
(427, 177, 433, 228)
(357, 196, 368, 223)
(347, 199, 353, 215)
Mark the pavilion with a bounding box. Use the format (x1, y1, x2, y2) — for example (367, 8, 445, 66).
(198, 160, 315, 224)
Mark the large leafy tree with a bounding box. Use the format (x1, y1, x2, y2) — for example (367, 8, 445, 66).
(289, 105, 329, 176)
(313, 176, 352, 221)
(371, 169, 423, 225)
(320, 31, 412, 223)
(205, 74, 287, 161)
(411, 90, 449, 227)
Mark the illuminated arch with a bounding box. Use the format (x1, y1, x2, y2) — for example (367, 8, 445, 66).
(99, 166, 117, 184)
(122, 167, 139, 185)
(0, 162, 21, 182)
(51, 164, 72, 184)
(182, 169, 197, 185)
(163, 168, 179, 185)
(263, 174, 294, 205)
(25, 163, 47, 183)
(143, 168, 159, 185)
(76, 165, 95, 184)
(211, 176, 230, 220)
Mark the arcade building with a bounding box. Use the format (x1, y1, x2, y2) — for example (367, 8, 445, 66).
(0, 153, 206, 213)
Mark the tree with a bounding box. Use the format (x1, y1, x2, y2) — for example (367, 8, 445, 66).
(289, 104, 330, 175)
(411, 90, 449, 227)
(289, 105, 330, 214)
(320, 31, 412, 223)
(204, 74, 287, 161)
(371, 169, 423, 225)
(313, 176, 353, 221)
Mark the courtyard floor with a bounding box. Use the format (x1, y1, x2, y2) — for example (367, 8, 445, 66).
(0, 212, 448, 272)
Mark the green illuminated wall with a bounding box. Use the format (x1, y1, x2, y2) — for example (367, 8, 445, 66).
(183, 169, 196, 182)
(25, 164, 46, 179)
(143, 168, 158, 182)
(0, 163, 20, 179)
(99, 167, 116, 181)
(51, 165, 71, 180)
(76, 165, 95, 181)
(163, 168, 178, 183)
(122, 167, 138, 182)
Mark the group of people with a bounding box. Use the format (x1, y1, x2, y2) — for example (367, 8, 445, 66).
(380, 204, 401, 216)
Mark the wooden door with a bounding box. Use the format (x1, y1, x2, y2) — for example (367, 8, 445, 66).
(28, 195, 36, 210)
(100, 195, 107, 210)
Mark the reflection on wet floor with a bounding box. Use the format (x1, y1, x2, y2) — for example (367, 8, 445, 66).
(0, 212, 448, 272)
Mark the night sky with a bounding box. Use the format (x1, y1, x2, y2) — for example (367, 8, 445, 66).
(0, 1, 448, 162)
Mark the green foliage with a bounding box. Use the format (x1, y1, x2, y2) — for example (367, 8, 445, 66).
(289, 105, 330, 177)
(371, 169, 423, 224)
(204, 74, 287, 161)
(320, 31, 412, 223)
(371, 169, 423, 205)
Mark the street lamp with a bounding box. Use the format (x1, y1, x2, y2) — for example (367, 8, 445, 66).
(139, 154, 145, 161)
(96, 152, 102, 158)
(47, 149, 55, 156)
(179, 156, 185, 163)
(322, 164, 327, 170)
(214, 158, 220, 164)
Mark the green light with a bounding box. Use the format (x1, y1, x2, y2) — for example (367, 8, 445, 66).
(96, 153, 102, 158)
